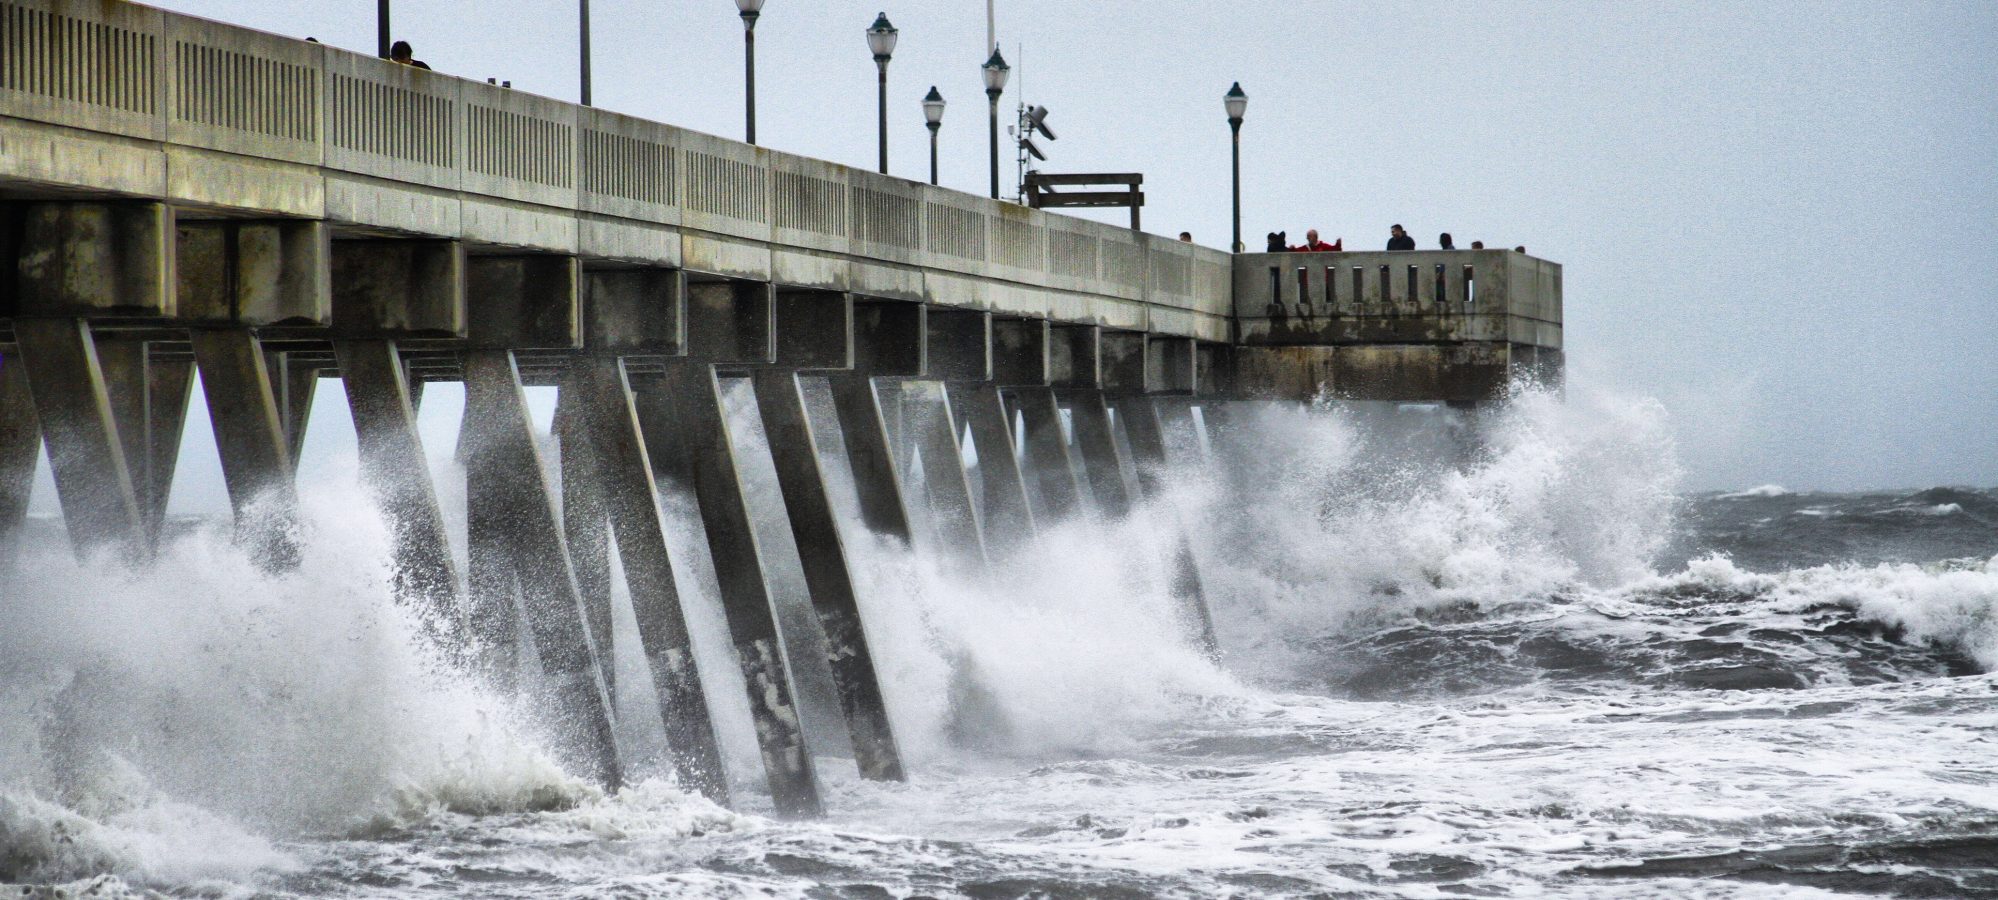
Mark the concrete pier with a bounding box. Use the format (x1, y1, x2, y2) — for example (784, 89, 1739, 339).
(0, 0, 1563, 818)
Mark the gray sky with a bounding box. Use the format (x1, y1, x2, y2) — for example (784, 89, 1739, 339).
(108, 1, 1998, 491)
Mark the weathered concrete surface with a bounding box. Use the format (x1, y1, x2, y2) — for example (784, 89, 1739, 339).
(11, 319, 145, 560)
(460, 350, 623, 789)
(751, 367, 906, 782)
(0, 351, 40, 563)
(564, 357, 731, 805)
(191, 328, 302, 570)
(653, 361, 823, 818)
(335, 340, 462, 635)
(1009, 388, 1084, 523)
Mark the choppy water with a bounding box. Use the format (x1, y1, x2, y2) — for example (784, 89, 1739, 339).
(3, 388, 1994, 898)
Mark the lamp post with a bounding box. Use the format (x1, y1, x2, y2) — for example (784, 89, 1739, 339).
(923, 87, 946, 186)
(982, 49, 1010, 199)
(737, 0, 764, 144)
(377, 0, 391, 58)
(867, 13, 898, 175)
(1225, 82, 1247, 253)
(579, 0, 592, 105)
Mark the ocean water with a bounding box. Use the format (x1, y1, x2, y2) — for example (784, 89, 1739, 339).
(1, 387, 1994, 899)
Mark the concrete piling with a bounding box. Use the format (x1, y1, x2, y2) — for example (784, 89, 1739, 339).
(904, 381, 989, 569)
(828, 374, 917, 545)
(460, 349, 623, 790)
(191, 329, 302, 571)
(564, 358, 732, 805)
(11, 319, 146, 561)
(1114, 395, 1220, 657)
(335, 340, 462, 634)
(1065, 391, 1134, 519)
(1010, 388, 1084, 522)
(751, 367, 906, 782)
(652, 360, 823, 817)
(0, 351, 40, 563)
(949, 382, 1035, 550)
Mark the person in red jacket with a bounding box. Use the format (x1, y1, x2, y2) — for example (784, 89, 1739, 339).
(1293, 229, 1341, 252)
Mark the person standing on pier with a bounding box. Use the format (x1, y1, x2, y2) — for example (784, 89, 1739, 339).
(390, 41, 431, 70)
(1299, 229, 1341, 252)
(1387, 224, 1415, 251)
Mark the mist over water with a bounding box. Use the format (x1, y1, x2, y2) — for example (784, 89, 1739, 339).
(2, 382, 1995, 897)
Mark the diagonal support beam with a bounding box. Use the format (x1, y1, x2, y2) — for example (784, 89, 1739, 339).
(1009, 387, 1083, 522)
(461, 350, 623, 789)
(0, 350, 42, 564)
(826, 374, 915, 545)
(948, 382, 1034, 552)
(651, 360, 823, 817)
(903, 381, 989, 569)
(565, 357, 731, 805)
(751, 367, 906, 782)
(11, 319, 145, 561)
(336, 340, 463, 643)
(1066, 390, 1134, 518)
(192, 329, 302, 571)
(1114, 395, 1220, 658)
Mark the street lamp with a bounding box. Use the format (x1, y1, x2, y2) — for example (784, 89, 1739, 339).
(579, 0, 592, 106)
(982, 48, 1010, 199)
(737, 0, 765, 144)
(867, 13, 899, 175)
(923, 87, 946, 186)
(1225, 82, 1247, 253)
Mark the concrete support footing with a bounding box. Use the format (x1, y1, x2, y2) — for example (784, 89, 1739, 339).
(191, 329, 302, 571)
(460, 350, 622, 790)
(563, 358, 731, 805)
(334, 340, 462, 636)
(751, 367, 906, 783)
(11, 319, 145, 561)
(653, 361, 823, 818)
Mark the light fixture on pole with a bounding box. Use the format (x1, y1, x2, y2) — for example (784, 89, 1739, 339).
(1225, 82, 1247, 253)
(982, 48, 1010, 199)
(923, 87, 946, 186)
(579, 0, 592, 106)
(737, 0, 765, 144)
(377, 0, 391, 58)
(867, 12, 899, 175)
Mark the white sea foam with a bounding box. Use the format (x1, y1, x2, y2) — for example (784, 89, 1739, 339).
(1719, 484, 1793, 499)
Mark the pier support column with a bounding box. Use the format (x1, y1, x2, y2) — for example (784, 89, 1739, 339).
(655, 358, 823, 817)
(1010, 388, 1083, 522)
(11, 319, 145, 561)
(0, 351, 40, 563)
(554, 394, 617, 700)
(192, 329, 301, 571)
(266, 351, 318, 465)
(828, 374, 915, 544)
(461, 350, 622, 789)
(904, 381, 988, 568)
(335, 340, 462, 639)
(565, 357, 730, 804)
(1065, 391, 1133, 519)
(752, 366, 905, 782)
(1114, 395, 1220, 657)
(950, 382, 1034, 550)
(91, 338, 192, 549)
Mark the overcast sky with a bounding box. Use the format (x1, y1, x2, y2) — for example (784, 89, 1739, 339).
(41, 0, 1998, 497)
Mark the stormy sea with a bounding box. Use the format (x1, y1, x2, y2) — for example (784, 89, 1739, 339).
(2, 387, 1994, 899)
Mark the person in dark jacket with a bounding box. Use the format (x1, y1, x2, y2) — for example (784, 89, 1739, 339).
(1438, 233, 1455, 250)
(390, 40, 432, 70)
(1266, 232, 1288, 252)
(1387, 224, 1415, 251)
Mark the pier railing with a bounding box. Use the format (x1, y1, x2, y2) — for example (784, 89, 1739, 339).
(0, 0, 1234, 341)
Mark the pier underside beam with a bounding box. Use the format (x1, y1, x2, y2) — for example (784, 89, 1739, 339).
(563, 357, 731, 805)
(192, 329, 302, 571)
(334, 340, 461, 636)
(461, 349, 622, 789)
